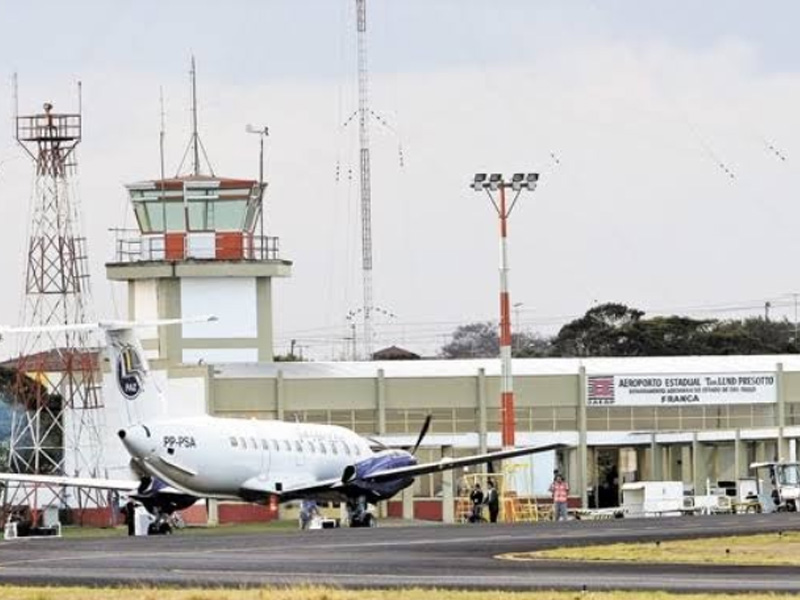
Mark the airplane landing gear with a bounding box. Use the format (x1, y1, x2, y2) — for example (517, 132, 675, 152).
(346, 496, 376, 527)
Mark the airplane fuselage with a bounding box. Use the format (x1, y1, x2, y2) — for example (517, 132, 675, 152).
(121, 416, 376, 501)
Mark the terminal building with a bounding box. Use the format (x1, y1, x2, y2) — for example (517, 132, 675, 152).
(101, 170, 800, 523)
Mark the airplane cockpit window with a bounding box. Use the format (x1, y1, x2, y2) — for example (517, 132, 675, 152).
(330, 442, 338, 455)
(306, 441, 315, 453)
(230, 437, 238, 447)
(261, 439, 268, 450)
(319, 443, 327, 455)
(354, 445, 362, 456)
(240, 437, 247, 449)
(343, 444, 351, 456)
(283, 440, 291, 451)
(272, 439, 279, 451)
(295, 441, 303, 453)
(250, 437, 257, 450)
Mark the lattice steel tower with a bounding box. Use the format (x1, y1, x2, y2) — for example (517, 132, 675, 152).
(3, 99, 106, 519)
(356, 0, 375, 358)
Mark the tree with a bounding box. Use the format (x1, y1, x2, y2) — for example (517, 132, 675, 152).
(552, 303, 644, 357)
(512, 332, 554, 357)
(625, 316, 715, 356)
(702, 317, 798, 355)
(440, 322, 499, 358)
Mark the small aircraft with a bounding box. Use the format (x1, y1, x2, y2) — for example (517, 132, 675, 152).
(0, 318, 562, 527)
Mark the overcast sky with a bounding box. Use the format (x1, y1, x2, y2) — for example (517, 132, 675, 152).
(1, 1, 800, 359)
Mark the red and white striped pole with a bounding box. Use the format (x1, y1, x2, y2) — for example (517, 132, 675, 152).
(472, 172, 539, 450)
(498, 184, 515, 449)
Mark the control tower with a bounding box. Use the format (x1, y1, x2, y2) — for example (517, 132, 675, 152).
(107, 60, 291, 365)
(106, 174, 291, 364)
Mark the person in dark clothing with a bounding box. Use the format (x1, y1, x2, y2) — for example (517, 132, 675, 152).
(469, 483, 484, 522)
(484, 479, 500, 523)
(124, 500, 136, 536)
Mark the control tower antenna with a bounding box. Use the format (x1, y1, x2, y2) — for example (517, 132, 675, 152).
(356, 0, 374, 359)
(176, 56, 215, 177)
(190, 56, 200, 175)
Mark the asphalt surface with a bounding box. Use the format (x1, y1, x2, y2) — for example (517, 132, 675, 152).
(1, 514, 800, 592)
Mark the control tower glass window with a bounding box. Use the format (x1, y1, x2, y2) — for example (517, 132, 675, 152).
(164, 202, 185, 231)
(186, 198, 248, 231)
(131, 200, 184, 233)
(213, 200, 247, 230)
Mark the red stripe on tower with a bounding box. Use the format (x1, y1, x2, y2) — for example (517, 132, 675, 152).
(499, 292, 512, 346)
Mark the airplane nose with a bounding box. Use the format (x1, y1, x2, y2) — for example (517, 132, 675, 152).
(119, 425, 154, 458)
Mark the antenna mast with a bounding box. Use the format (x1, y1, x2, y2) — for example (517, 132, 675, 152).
(190, 56, 200, 176)
(175, 56, 214, 177)
(356, 0, 374, 359)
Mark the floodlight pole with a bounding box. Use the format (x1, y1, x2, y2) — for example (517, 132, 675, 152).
(497, 184, 514, 448)
(472, 173, 539, 449)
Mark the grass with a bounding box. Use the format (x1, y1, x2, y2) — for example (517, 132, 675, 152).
(1, 588, 800, 600)
(503, 531, 800, 566)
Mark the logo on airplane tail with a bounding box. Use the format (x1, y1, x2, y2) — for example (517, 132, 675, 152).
(116, 344, 144, 400)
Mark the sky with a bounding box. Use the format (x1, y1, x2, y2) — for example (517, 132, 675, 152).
(1, 1, 800, 360)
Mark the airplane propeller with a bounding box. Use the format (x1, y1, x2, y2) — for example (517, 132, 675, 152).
(410, 414, 432, 456)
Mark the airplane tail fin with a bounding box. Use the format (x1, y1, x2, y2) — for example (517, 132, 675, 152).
(0, 316, 215, 426)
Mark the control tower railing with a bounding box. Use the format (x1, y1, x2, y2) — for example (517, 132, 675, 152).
(110, 229, 281, 262)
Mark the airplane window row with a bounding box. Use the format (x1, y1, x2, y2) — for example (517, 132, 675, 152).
(229, 436, 362, 457)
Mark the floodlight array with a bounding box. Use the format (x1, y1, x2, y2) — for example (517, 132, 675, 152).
(471, 172, 539, 191)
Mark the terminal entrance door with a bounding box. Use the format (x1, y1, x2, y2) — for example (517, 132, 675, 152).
(594, 449, 619, 508)
(592, 447, 638, 508)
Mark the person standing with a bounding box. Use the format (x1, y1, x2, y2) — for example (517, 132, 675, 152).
(549, 473, 570, 521)
(124, 500, 136, 536)
(484, 479, 500, 523)
(299, 499, 320, 530)
(469, 483, 484, 523)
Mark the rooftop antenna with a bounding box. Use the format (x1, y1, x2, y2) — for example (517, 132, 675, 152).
(159, 87, 167, 229)
(159, 86, 166, 183)
(12, 73, 18, 139)
(176, 55, 215, 177)
(190, 56, 199, 176)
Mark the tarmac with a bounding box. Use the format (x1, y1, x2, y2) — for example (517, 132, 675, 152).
(0, 514, 799, 592)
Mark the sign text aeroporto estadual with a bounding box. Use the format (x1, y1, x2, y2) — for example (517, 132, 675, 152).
(586, 373, 776, 407)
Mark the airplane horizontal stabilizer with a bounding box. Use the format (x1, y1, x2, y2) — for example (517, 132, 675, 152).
(0, 472, 139, 492)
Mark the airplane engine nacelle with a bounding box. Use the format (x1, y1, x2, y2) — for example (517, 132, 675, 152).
(132, 476, 198, 515)
(341, 450, 417, 502)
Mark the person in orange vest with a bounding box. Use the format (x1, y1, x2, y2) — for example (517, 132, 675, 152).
(549, 473, 569, 521)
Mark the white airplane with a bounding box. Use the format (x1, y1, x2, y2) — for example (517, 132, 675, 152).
(0, 318, 563, 527)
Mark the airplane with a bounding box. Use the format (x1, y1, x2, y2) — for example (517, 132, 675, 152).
(0, 318, 564, 528)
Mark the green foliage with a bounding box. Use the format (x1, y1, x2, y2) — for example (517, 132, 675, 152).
(440, 304, 800, 359)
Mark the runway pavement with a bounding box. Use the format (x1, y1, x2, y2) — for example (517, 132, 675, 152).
(0, 514, 800, 592)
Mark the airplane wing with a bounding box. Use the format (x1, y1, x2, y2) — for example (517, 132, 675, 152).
(240, 443, 565, 503)
(358, 443, 565, 483)
(0, 472, 139, 492)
